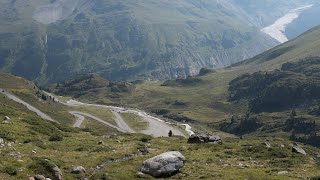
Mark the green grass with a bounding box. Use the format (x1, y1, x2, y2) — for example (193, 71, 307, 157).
(1, 92, 320, 179)
(80, 116, 119, 136)
(120, 112, 149, 132)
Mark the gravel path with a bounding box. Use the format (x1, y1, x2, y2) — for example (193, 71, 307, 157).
(0, 88, 54, 122)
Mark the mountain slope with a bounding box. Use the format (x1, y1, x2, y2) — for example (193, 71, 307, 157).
(50, 25, 320, 149)
(0, 0, 311, 84)
(1, 0, 319, 84)
(236, 25, 320, 70)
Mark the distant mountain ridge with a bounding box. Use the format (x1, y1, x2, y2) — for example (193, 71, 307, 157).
(0, 0, 318, 84)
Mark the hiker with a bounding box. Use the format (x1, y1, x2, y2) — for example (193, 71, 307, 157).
(168, 130, 173, 137)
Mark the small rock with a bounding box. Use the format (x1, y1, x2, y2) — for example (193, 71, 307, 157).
(4, 116, 10, 120)
(179, 146, 187, 151)
(71, 166, 86, 174)
(280, 144, 285, 148)
(116, 140, 121, 143)
(136, 171, 144, 175)
(45, 178, 52, 180)
(29, 177, 35, 180)
(2, 120, 10, 124)
(139, 145, 150, 155)
(98, 140, 104, 145)
(32, 150, 37, 154)
(264, 142, 271, 148)
(140, 151, 186, 177)
(52, 166, 63, 180)
(277, 171, 288, 175)
(188, 134, 222, 144)
(0, 138, 4, 145)
(34, 175, 46, 180)
(292, 143, 307, 155)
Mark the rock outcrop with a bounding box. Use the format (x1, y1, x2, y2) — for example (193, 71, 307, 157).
(292, 143, 307, 155)
(71, 166, 86, 174)
(52, 166, 63, 180)
(187, 134, 222, 144)
(140, 151, 186, 177)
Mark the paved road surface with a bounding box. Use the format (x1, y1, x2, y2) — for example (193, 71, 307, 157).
(45, 92, 195, 137)
(69, 111, 85, 128)
(65, 100, 188, 137)
(0, 88, 54, 122)
(69, 111, 125, 132)
(111, 111, 135, 133)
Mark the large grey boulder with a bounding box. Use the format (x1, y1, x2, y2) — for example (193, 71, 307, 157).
(141, 151, 186, 177)
(34, 175, 46, 180)
(71, 166, 86, 174)
(188, 134, 222, 144)
(292, 143, 307, 155)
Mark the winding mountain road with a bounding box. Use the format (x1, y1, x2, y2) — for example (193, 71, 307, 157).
(64, 99, 188, 137)
(44, 92, 195, 137)
(69, 111, 125, 132)
(0, 88, 54, 122)
(0, 87, 194, 137)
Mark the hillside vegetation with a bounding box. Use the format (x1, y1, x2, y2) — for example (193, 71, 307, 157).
(1, 72, 320, 179)
(4, 0, 317, 83)
(0, 92, 320, 179)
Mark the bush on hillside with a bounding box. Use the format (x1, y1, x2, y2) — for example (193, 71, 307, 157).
(49, 133, 64, 141)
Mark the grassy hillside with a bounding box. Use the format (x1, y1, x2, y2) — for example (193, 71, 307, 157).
(236, 26, 320, 70)
(1, 89, 320, 179)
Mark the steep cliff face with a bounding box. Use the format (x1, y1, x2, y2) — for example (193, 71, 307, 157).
(0, 0, 317, 84)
